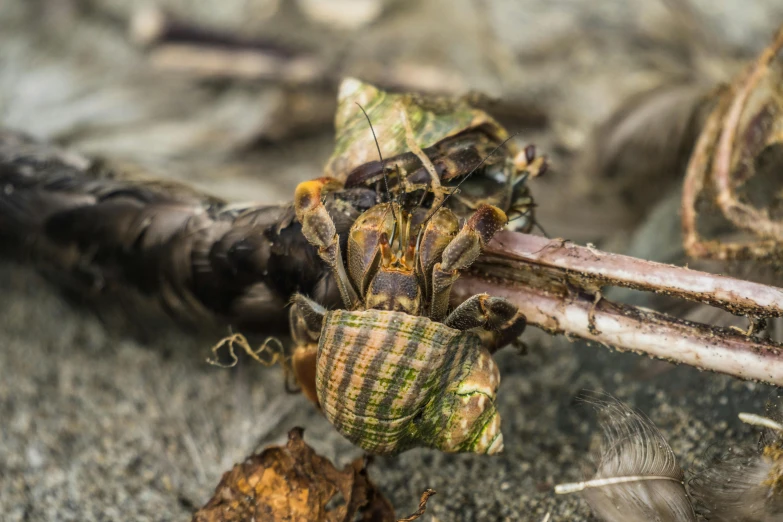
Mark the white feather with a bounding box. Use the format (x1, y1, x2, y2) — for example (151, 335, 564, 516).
(689, 411, 783, 521)
(555, 396, 696, 522)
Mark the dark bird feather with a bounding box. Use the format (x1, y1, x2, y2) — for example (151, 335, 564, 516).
(0, 129, 370, 334)
(574, 83, 713, 227)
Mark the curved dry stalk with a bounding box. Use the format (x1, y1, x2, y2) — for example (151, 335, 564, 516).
(681, 24, 783, 261)
(681, 83, 734, 259)
(713, 26, 783, 239)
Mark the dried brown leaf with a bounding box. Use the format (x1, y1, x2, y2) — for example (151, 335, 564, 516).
(192, 427, 396, 522)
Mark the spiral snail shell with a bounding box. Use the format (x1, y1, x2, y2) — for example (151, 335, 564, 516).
(316, 308, 503, 454)
(324, 78, 545, 232)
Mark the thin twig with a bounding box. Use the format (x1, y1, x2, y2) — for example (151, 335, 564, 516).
(147, 44, 327, 85)
(396, 489, 436, 522)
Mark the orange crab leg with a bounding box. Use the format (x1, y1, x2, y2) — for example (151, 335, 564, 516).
(294, 177, 360, 310)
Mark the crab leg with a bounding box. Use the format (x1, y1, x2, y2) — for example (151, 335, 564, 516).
(294, 177, 361, 310)
(430, 204, 507, 320)
(288, 294, 327, 406)
(444, 293, 527, 353)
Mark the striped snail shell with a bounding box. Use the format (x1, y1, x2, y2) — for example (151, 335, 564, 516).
(316, 308, 503, 455)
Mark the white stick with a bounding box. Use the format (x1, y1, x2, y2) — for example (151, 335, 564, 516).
(555, 475, 682, 495)
(454, 277, 783, 386)
(739, 413, 783, 432)
(484, 231, 783, 317)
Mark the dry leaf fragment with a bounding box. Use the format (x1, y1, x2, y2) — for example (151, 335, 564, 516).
(193, 427, 396, 522)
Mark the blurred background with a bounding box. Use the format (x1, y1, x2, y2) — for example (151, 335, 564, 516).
(3, 1, 783, 520)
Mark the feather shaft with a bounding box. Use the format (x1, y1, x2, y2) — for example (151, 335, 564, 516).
(555, 475, 682, 494)
(739, 413, 783, 432)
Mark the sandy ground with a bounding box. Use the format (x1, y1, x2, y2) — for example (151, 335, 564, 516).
(2, 1, 783, 521)
(1, 250, 777, 522)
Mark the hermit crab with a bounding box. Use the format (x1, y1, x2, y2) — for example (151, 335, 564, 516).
(288, 176, 527, 455)
(277, 80, 545, 456)
(200, 78, 542, 456)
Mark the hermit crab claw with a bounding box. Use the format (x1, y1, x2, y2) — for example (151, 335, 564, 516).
(286, 81, 529, 456)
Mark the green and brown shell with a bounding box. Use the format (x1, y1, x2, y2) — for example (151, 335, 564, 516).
(315, 308, 503, 455)
(324, 77, 512, 181)
(323, 78, 535, 229)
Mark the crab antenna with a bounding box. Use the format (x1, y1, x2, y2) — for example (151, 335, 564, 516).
(534, 220, 549, 238)
(356, 103, 397, 224)
(393, 163, 408, 249)
(507, 209, 549, 238)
